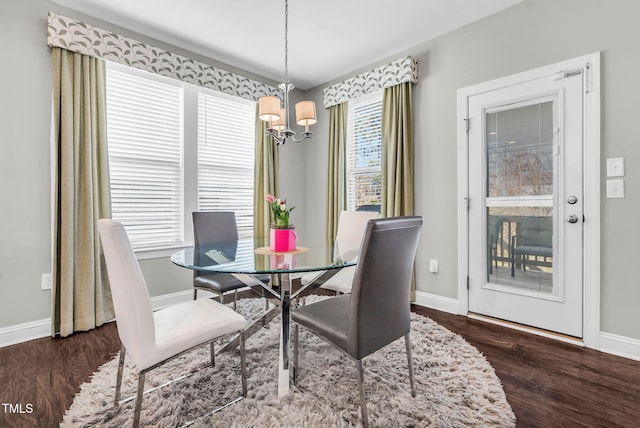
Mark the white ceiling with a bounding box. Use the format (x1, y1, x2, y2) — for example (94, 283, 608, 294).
(51, 0, 523, 90)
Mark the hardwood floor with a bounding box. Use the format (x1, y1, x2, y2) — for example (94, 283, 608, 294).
(412, 305, 640, 428)
(1, 300, 639, 427)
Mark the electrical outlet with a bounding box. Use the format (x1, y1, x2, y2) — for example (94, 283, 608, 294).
(41, 273, 52, 290)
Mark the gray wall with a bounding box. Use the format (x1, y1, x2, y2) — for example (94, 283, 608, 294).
(1, 0, 639, 343)
(301, 0, 640, 340)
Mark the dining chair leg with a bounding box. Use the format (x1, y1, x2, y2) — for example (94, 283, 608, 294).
(220, 293, 225, 305)
(239, 330, 247, 397)
(356, 360, 369, 428)
(233, 289, 238, 311)
(210, 341, 216, 367)
(193, 288, 198, 300)
(405, 333, 416, 397)
(133, 370, 146, 428)
(293, 324, 299, 384)
(114, 346, 126, 406)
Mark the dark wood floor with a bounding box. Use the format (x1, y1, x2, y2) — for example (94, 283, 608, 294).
(1, 299, 639, 427)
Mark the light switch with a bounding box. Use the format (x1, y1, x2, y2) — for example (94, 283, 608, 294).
(607, 179, 625, 198)
(429, 259, 439, 273)
(607, 157, 624, 177)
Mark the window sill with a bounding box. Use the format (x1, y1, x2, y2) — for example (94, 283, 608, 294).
(134, 244, 191, 260)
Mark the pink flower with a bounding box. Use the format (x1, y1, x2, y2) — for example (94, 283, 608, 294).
(265, 194, 276, 203)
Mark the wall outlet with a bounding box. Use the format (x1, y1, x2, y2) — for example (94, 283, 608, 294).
(429, 259, 439, 274)
(41, 273, 52, 290)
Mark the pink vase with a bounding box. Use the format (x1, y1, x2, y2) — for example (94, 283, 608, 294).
(270, 228, 297, 252)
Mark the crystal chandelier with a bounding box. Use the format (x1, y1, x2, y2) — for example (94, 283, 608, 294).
(258, 0, 316, 145)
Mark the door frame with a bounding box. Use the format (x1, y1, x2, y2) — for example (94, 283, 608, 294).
(456, 52, 601, 349)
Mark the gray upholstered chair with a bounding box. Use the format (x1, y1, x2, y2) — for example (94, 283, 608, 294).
(291, 216, 423, 427)
(98, 219, 247, 427)
(510, 216, 553, 277)
(192, 211, 269, 309)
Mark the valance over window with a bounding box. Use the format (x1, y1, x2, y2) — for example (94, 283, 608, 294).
(323, 56, 418, 109)
(47, 12, 279, 102)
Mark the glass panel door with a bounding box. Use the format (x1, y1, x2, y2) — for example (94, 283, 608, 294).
(485, 101, 556, 297)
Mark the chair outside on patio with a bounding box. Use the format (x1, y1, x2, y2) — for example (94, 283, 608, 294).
(510, 216, 553, 277)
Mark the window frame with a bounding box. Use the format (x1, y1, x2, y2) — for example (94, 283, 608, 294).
(105, 62, 257, 259)
(345, 90, 384, 211)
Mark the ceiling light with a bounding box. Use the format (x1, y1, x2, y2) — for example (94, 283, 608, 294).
(258, 0, 316, 145)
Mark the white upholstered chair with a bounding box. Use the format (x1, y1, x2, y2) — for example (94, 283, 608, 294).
(301, 210, 379, 294)
(97, 219, 248, 427)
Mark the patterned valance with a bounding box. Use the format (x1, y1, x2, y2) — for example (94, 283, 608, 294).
(47, 12, 279, 102)
(323, 56, 418, 108)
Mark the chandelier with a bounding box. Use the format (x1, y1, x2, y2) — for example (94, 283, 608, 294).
(258, 0, 316, 145)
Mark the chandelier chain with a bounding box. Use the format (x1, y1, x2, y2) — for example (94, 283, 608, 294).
(284, 0, 289, 83)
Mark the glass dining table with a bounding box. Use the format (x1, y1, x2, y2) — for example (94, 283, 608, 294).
(171, 237, 359, 397)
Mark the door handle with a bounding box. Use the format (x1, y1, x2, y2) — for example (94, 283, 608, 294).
(566, 214, 579, 224)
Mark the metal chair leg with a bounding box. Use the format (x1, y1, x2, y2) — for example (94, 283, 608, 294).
(133, 370, 146, 428)
(193, 288, 198, 300)
(356, 360, 369, 428)
(293, 324, 299, 384)
(239, 330, 247, 397)
(114, 346, 126, 406)
(405, 333, 416, 397)
(210, 341, 215, 367)
(233, 289, 238, 310)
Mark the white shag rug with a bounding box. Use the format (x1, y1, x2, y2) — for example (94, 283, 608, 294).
(62, 297, 516, 427)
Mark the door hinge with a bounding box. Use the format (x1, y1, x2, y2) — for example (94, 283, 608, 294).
(465, 197, 470, 211)
(466, 276, 470, 290)
(464, 118, 470, 133)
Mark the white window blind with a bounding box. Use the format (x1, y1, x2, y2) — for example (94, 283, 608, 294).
(106, 63, 184, 249)
(346, 91, 383, 211)
(198, 92, 256, 237)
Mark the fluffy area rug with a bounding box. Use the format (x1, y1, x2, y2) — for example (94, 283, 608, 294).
(62, 297, 515, 427)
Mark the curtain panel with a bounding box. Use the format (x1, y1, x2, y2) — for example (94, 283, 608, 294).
(381, 81, 416, 301)
(51, 47, 114, 337)
(254, 108, 280, 239)
(381, 82, 414, 218)
(325, 103, 348, 239)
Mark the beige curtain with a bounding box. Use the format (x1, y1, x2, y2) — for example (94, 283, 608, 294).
(325, 102, 348, 239)
(253, 106, 279, 239)
(381, 82, 415, 299)
(51, 47, 114, 337)
(381, 82, 414, 218)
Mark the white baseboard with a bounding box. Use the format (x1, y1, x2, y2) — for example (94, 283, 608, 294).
(412, 291, 640, 362)
(413, 291, 459, 314)
(4, 291, 640, 363)
(0, 289, 216, 348)
(0, 318, 51, 348)
(600, 332, 640, 362)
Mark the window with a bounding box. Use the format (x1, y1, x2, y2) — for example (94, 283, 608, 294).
(106, 64, 184, 249)
(198, 92, 256, 238)
(346, 90, 383, 211)
(106, 62, 257, 250)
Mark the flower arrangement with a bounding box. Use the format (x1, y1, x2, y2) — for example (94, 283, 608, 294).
(266, 194, 295, 229)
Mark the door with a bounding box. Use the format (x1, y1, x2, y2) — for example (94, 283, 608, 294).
(466, 66, 585, 337)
